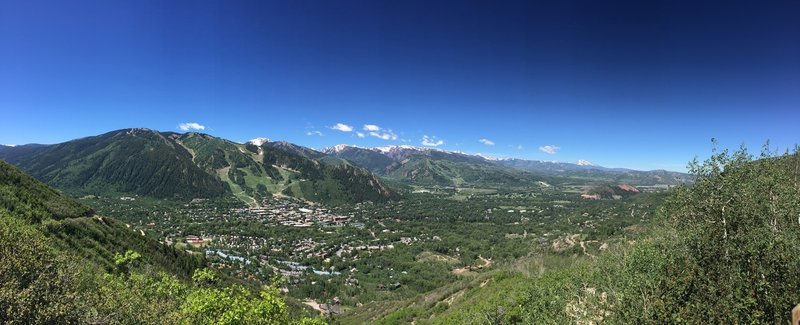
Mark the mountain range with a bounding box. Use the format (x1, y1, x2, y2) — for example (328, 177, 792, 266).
(0, 129, 394, 205)
(323, 144, 690, 187)
(495, 158, 691, 186)
(323, 144, 549, 188)
(0, 129, 690, 205)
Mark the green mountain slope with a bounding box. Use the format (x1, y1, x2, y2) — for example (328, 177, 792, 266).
(324, 145, 396, 173)
(0, 128, 227, 199)
(261, 143, 395, 204)
(0, 129, 395, 205)
(0, 160, 323, 324)
(325, 145, 546, 188)
(0, 159, 93, 222)
(177, 133, 396, 205)
(0, 159, 203, 276)
(497, 158, 691, 186)
(383, 155, 538, 187)
(326, 145, 691, 187)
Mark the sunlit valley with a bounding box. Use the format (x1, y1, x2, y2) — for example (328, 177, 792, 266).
(1, 1, 799, 324)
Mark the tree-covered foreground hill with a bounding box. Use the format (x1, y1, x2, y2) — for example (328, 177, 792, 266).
(340, 144, 800, 324)
(0, 160, 325, 324)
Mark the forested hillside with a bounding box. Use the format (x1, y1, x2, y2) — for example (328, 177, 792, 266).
(0, 129, 396, 205)
(325, 145, 690, 188)
(497, 159, 691, 186)
(325, 145, 550, 188)
(0, 160, 324, 324)
(0, 129, 227, 199)
(177, 132, 396, 205)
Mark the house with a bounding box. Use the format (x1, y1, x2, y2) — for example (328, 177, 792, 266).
(186, 235, 205, 247)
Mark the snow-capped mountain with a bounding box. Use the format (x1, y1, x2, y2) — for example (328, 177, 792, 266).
(323, 144, 690, 186)
(247, 137, 271, 146)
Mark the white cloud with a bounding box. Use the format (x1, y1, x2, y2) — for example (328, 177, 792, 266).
(330, 123, 354, 132)
(538, 145, 560, 154)
(479, 138, 495, 146)
(363, 124, 381, 131)
(421, 135, 444, 147)
(370, 131, 397, 140)
(178, 122, 205, 131)
(516, 145, 524, 151)
(306, 131, 324, 136)
(360, 124, 399, 141)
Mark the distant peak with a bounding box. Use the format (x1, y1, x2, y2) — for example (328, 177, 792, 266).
(117, 128, 157, 137)
(374, 145, 417, 153)
(2, 144, 16, 147)
(324, 144, 361, 153)
(475, 153, 503, 161)
(373, 145, 452, 154)
(576, 160, 593, 166)
(248, 137, 271, 146)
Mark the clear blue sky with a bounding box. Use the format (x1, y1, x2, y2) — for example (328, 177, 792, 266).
(1, 0, 798, 171)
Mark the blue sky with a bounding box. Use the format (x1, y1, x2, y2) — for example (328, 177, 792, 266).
(1, 0, 798, 171)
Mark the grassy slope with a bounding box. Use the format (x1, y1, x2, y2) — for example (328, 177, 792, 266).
(0, 160, 204, 278)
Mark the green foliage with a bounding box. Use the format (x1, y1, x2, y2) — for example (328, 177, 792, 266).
(44, 215, 205, 277)
(0, 160, 92, 222)
(85, 271, 187, 324)
(182, 286, 290, 325)
(181, 269, 325, 324)
(192, 268, 220, 286)
(640, 143, 800, 322)
(114, 250, 142, 275)
(84, 268, 324, 325)
(0, 211, 84, 324)
(114, 250, 142, 266)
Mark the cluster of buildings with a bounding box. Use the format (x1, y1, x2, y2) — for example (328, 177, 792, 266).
(150, 197, 430, 307)
(246, 202, 352, 227)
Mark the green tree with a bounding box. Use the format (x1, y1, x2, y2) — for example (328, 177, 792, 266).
(610, 142, 800, 323)
(0, 211, 84, 324)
